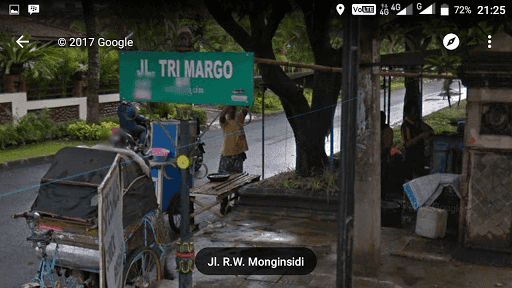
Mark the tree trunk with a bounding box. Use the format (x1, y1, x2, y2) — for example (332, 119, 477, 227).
(205, 0, 342, 177)
(83, 1, 101, 124)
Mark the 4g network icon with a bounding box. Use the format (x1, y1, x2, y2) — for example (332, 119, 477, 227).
(336, 4, 377, 15)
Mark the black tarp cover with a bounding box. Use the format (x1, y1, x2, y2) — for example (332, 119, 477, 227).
(31, 147, 158, 228)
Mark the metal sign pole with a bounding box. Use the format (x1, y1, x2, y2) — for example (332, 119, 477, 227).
(262, 86, 265, 180)
(177, 119, 193, 288)
(387, 76, 391, 125)
(337, 12, 359, 288)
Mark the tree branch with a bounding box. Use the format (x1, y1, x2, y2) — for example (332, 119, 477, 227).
(264, 2, 293, 41)
(204, 0, 252, 50)
(298, 1, 336, 66)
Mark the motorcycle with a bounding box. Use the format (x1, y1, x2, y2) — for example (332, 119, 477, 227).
(110, 117, 152, 157)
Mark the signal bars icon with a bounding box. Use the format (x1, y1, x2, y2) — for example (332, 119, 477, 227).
(396, 3, 436, 15)
(420, 3, 435, 14)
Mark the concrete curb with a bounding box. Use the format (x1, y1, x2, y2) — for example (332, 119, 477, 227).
(1, 154, 56, 171)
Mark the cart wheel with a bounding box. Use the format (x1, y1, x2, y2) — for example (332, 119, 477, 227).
(167, 194, 195, 234)
(123, 247, 161, 288)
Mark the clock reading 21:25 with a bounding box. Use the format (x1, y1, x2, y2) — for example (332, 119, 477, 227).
(477, 6, 506, 14)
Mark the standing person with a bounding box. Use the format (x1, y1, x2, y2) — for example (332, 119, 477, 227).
(218, 105, 249, 174)
(118, 101, 148, 149)
(400, 103, 433, 180)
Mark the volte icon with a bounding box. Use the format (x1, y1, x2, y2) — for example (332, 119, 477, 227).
(336, 4, 345, 15)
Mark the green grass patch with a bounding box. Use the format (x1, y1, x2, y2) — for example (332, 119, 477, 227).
(0, 139, 107, 163)
(255, 167, 339, 194)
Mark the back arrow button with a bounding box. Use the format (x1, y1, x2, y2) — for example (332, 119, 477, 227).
(16, 35, 29, 48)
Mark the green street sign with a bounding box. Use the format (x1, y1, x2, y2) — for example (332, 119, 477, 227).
(119, 51, 254, 106)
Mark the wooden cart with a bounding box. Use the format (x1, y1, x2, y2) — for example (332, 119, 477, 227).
(167, 172, 260, 233)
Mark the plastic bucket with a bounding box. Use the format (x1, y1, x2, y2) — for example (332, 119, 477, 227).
(152, 148, 170, 162)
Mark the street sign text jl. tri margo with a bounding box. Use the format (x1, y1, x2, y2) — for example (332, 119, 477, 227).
(120, 51, 254, 106)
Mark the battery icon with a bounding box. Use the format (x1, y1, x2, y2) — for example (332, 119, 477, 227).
(440, 4, 449, 16)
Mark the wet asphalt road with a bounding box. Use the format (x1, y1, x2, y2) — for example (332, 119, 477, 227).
(0, 79, 465, 287)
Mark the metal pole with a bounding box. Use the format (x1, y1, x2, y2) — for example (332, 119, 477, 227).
(337, 13, 358, 288)
(383, 74, 387, 119)
(178, 119, 192, 288)
(387, 76, 391, 125)
(330, 113, 334, 173)
(420, 74, 423, 118)
(262, 87, 265, 180)
(458, 80, 462, 106)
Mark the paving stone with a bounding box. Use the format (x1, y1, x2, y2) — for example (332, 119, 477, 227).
(239, 279, 275, 288)
(246, 274, 282, 283)
(275, 275, 315, 287)
(307, 274, 336, 287)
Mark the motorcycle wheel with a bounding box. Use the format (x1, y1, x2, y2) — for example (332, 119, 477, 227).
(193, 147, 203, 172)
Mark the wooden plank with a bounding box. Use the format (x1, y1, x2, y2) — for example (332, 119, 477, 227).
(190, 198, 224, 218)
(190, 174, 260, 196)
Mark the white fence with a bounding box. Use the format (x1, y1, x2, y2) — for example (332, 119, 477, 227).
(0, 93, 120, 124)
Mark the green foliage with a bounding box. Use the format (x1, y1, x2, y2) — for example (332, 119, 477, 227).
(0, 109, 60, 149)
(23, 46, 87, 98)
(0, 114, 124, 150)
(57, 119, 85, 138)
(99, 47, 119, 85)
(67, 121, 118, 141)
(16, 110, 58, 142)
(272, 11, 314, 64)
(252, 90, 283, 113)
(195, 16, 244, 52)
(0, 31, 52, 74)
(100, 116, 119, 125)
(0, 121, 21, 149)
(422, 55, 461, 74)
(138, 103, 207, 124)
(139, 103, 177, 121)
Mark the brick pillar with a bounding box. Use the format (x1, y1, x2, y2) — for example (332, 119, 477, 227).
(3, 75, 26, 92)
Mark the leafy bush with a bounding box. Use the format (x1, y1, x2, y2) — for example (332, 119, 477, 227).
(0, 109, 61, 149)
(0, 121, 22, 149)
(193, 107, 207, 125)
(16, 109, 61, 142)
(100, 116, 119, 125)
(138, 103, 207, 124)
(57, 119, 85, 138)
(67, 121, 118, 141)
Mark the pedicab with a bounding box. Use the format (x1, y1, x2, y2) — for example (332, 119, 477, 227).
(13, 145, 173, 288)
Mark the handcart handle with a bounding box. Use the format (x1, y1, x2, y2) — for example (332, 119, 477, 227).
(11, 212, 40, 219)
